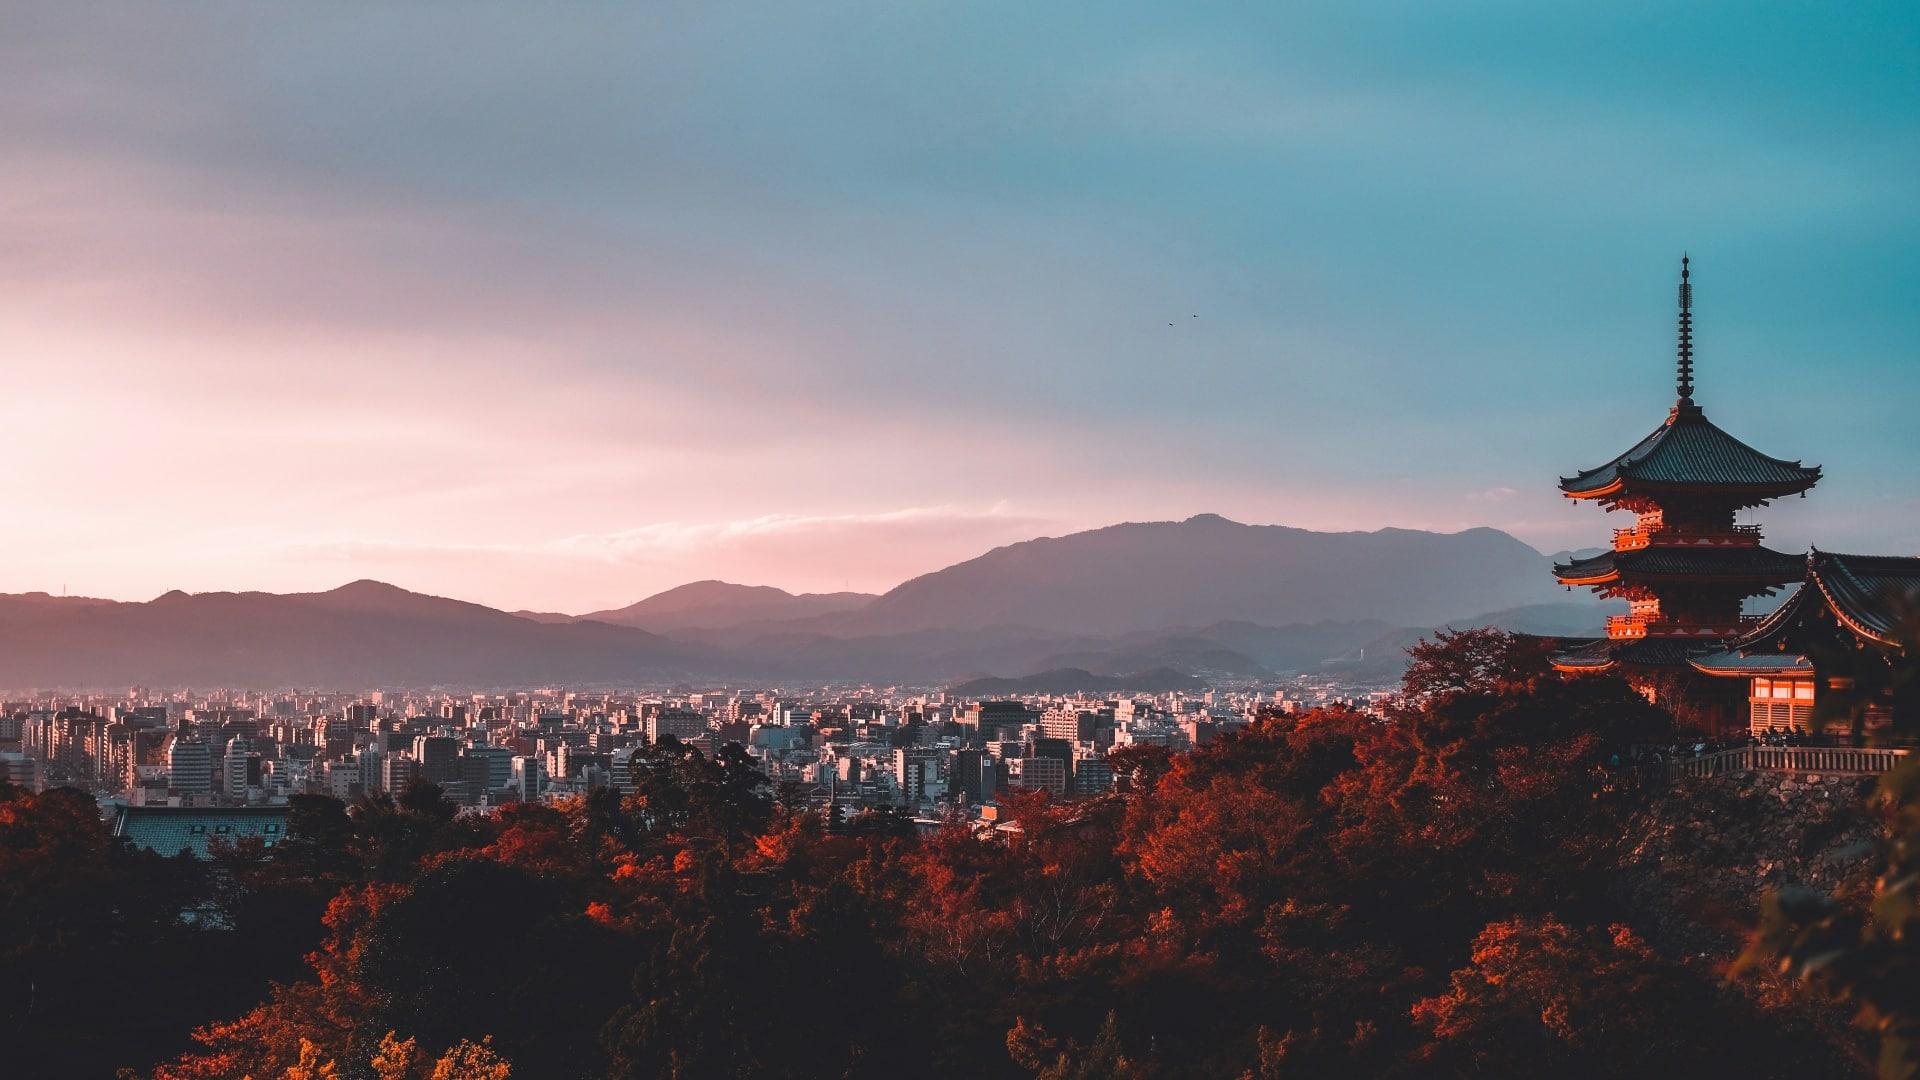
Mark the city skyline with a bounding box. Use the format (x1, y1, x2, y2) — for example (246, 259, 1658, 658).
(5, 3, 1915, 612)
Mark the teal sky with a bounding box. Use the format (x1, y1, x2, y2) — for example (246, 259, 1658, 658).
(2, 2, 1915, 611)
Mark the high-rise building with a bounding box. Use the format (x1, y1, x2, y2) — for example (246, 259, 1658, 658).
(357, 750, 385, 795)
(220, 737, 256, 800)
(382, 754, 419, 795)
(0, 751, 45, 793)
(646, 709, 707, 743)
(1072, 755, 1114, 797)
(167, 736, 214, 798)
(1005, 755, 1067, 798)
(464, 745, 515, 792)
(413, 735, 460, 784)
(892, 748, 943, 807)
(951, 749, 995, 802)
(609, 746, 638, 798)
(965, 701, 1036, 742)
(511, 756, 545, 802)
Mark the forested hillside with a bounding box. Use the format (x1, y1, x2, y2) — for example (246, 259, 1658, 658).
(2, 631, 1904, 1079)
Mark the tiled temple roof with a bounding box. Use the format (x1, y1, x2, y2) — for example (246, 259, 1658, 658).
(1736, 551, 1920, 650)
(1553, 544, 1805, 585)
(1559, 404, 1821, 498)
(1550, 636, 1719, 672)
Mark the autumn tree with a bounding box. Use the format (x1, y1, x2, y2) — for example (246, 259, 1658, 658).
(1420, 916, 1856, 1079)
(0, 785, 212, 1076)
(623, 737, 772, 856)
(1749, 755, 1920, 1078)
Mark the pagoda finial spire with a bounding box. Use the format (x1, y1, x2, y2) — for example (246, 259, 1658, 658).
(1676, 254, 1695, 406)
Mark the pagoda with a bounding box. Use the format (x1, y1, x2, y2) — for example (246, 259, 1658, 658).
(1551, 258, 1821, 726)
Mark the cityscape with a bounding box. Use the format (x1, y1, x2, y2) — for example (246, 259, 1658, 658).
(5, 679, 1390, 832)
(5, 5, 1919, 1080)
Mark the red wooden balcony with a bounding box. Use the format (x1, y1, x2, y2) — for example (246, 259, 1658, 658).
(1612, 523, 1762, 551)
(1606, 613, 1763, 639)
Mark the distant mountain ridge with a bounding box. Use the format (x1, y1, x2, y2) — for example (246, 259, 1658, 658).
(788, 515, 1569, 637)
(0, 516, 1608, 689)
(573, 580, 875, 632)
(0, 580, 704, 689)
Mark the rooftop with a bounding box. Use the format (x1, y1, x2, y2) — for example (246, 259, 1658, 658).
(1735, 551, 1920, 651)
(112, 805, 291, 860)
(1554, 544, 1806, 586)
(1559, 404, 1821, 500)
(1549, 636, 1718, 673)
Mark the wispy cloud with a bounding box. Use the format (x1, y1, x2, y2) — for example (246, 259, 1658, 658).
(1, 4, 1912, 609)
(1466, 486, 1518, 503)
(549, 504, 1048, 562)
(292, 504, 1044, 565)
(278, 504, 1056, 609)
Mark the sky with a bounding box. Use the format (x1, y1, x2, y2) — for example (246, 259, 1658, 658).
(2, 2, 1916, 613)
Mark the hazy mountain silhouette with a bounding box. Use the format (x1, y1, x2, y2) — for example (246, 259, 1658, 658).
(787, 515, 1568, 637)
(0, 518, 1605, 689)
(0, 580, 706, 689)
(573, 580, 875, 632)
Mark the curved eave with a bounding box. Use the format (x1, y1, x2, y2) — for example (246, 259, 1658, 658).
(1553, 568, 1803, 589)
(1733, 553, 1917, 652)
(1810, 558, 1904, 648)
(1551, 638, 1618, 673)
(1557, 405, 1822, 500)
(1689, 650, 1813, 677)
(1554, 546, 1806, 590)
(1729, 578, 1812, 650)
(1558, 476, 1626, 500)
(1559, 475, 1820, 503)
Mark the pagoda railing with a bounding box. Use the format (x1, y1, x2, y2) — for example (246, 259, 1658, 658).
(1613, 523, 1763, 551)
(1606, 614, 1762, 640)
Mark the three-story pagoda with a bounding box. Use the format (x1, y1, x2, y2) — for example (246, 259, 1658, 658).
(1551, 259, 1821, 720)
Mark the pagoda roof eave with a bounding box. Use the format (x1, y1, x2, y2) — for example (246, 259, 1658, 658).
(1689, 649, 1814, 677)
(1552, 636, 1720, 672)
(1731, 551, 1920, 652)
(1553, 546, 1807, 587)
(1809, 552, 1919, 648)
(1559, 404, 1821, 498)
(1550, 638, 1617, 672)
(1560, 477, 1823, 504)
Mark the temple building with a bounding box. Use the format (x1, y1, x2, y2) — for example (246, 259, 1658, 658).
(1551, 258, 1822, 731)
(1691, 552, 1920, 740)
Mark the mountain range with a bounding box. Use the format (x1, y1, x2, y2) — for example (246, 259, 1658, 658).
(563, 581, 875, 633)
(0, 581, 702, 689)
(0, 516, 1620, 689)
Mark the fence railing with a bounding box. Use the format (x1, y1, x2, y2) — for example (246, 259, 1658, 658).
(1612, 523, 1763, 551)
(1649, 744, 1910, 781)
(1606, 614, 1761, 640)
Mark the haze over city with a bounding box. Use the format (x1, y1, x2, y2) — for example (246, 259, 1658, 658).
(4, 2, 1916, 612)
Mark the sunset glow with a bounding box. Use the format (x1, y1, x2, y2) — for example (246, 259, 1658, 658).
(4, 4, 1914, 611)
